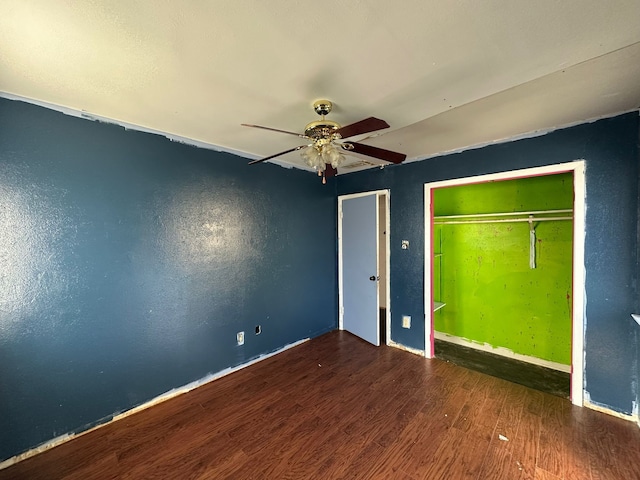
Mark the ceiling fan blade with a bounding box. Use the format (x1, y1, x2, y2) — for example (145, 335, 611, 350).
(324, 164, 338, 178)
(241, 124, 307, 138)
(335, 117, 390, 139)
(344, 142, 406, 164)
(248, 145, 308, 165)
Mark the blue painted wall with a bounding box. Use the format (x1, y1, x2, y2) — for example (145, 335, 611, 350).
(1, 97, 638, 462)
(0, 98, 337, 461)
(338, 113, 640, 415)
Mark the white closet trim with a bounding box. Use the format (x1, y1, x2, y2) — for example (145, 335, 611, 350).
(434, 209, 573, 225)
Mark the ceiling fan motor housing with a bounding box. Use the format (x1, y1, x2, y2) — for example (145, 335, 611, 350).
(313, 99, 332, 117)
(304, 121, 341, 146)
(306, 100, 341, 147)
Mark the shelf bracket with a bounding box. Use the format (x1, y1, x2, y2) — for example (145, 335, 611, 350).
(529, 215, 536, 269)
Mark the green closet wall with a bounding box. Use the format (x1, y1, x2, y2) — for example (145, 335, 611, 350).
(433, 173, 573, 365)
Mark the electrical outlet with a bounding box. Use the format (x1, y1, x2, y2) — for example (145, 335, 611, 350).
(402, 315, 411, 329)
(255, 325, 261, 335)
(237, 331, 245, 345)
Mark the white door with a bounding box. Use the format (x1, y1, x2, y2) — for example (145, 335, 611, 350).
(339, 193, 380, 346)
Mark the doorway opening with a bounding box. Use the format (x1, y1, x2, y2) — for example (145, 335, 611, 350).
(378, 194, 388, 344)
(424, 161, 585, 406)
(338, 190, 390, 346)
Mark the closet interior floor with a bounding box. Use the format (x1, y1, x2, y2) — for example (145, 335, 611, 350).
(434, 339, 570, 399)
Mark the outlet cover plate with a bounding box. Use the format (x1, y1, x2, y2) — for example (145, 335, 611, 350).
(237, 331, 245, 345)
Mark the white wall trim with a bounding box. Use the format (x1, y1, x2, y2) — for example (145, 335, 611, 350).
(424, 160, 586, 407)
(337, 190, 391, 346)
(5, 90, 637, 173)
(584, 393, 638, 423)
(0, 338, 308, 471)
(434, 332, 571, 373)
(383, 193, 391, 345)
(338, 190, 390, 201)
(0, 91, 265, 163)
(407, 109, 640, 164)
(387, 339, 425, 357)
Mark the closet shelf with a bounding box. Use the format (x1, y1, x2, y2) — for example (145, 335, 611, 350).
(434, 209, 573, 225)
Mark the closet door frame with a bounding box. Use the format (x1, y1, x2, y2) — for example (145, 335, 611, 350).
(423, 160, 586, 407)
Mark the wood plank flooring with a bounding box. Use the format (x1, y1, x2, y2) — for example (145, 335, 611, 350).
(2, 330, 639, 479)
(434, 339, 571, 399)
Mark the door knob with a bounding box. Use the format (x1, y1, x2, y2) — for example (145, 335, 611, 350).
(369, 276, 378, 281)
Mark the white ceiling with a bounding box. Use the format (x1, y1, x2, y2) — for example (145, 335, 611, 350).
(2, 1, 640, 174)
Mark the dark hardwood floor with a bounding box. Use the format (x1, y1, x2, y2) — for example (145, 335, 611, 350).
(2, 330, 639, 479)
(434, 339, 571, 399)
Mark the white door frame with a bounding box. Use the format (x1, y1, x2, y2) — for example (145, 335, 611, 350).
(338, 190, 391, 344)
(424, 161, 586, 406)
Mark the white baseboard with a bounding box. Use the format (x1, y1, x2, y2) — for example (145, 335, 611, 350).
(387, 339, 425, 357)
(434, 331, 571, 373)
(584, 393, 638, 423)
(0, 338, 308, 471)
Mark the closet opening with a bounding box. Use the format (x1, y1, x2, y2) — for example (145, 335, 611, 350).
(424, 162, 585, 406)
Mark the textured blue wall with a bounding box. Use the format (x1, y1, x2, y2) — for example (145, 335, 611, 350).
(0, 99, 337, 461)
(338, 113, 640, 415)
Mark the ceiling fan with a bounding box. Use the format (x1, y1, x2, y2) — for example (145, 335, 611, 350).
(242, 100, 407, 183)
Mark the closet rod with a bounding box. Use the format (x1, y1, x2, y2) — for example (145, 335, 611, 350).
(434, 209, 572, 220)
(434, 216, 573, 225)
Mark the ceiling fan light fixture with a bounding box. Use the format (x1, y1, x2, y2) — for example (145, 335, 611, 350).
(302, 145, 324, 170)
(301, 143, 346, 173)
(321, 143, 345, 168)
